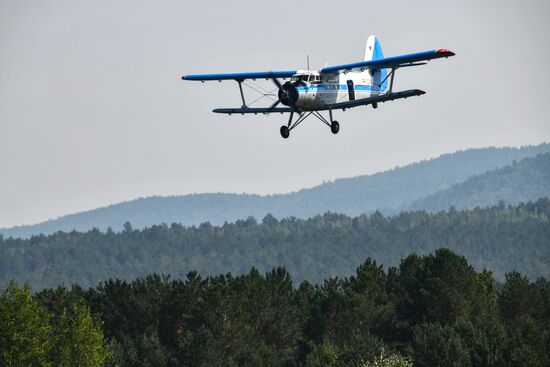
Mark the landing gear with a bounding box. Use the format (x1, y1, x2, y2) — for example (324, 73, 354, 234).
(280, 125, 290, 139)
(372, 102, 378, 109)
(278, 109, 340, 138)
(331, 120, 340, 134)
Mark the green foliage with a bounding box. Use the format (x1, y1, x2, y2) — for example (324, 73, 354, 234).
(2, 199, 550, 290)
(305, 339, 340, 367)
(392, 248, 495, 327)
(0, 281, 52, 366)
(499, 273, 550, 367)
(52, 302, 110, 366)
(109, 328, 172, 367)
(360, 351, 413, 367)
(410, 321, 470, 367)
(0, 282, 110, 367)
(2, 249, 550, 366)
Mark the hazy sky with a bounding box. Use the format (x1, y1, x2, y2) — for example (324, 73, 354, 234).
(1, 0, 549, 228)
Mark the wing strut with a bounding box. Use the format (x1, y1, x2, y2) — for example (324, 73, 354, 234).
(237, 81, 247, 108)
(389, 67, 396, 93)
(377, 67, 397, 94)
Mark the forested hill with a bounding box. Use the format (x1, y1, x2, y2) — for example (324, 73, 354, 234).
(2, 143, 549, 238)
(1, 199, 549, 290)
(410, 152, 550, 211)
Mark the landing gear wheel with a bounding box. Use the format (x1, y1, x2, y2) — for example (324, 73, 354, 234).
(330, 120, 340, 134)
(280, 125, 290, 139)
(372, 102, 378, 109)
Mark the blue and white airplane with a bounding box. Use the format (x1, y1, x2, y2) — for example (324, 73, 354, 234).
(182, 35, 454, 138)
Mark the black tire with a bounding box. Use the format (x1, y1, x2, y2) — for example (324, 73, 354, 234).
(331, 120, 340, 134)
(372, 102, 378, 109)
(280, 125, 290, 139)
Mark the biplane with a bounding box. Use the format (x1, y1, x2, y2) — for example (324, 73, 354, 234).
(182, 35, 454, 138)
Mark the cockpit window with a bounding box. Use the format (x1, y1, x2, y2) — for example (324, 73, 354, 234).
(292, 74, 320, 83)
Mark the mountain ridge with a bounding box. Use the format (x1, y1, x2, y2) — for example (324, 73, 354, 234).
(2, 143, 549, 238)
(409, 152, 550, 211)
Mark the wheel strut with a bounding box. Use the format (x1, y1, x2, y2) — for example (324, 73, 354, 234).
(279, 109, 341, 138)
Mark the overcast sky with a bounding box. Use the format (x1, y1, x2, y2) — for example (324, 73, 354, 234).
(1, 0, 549, 228)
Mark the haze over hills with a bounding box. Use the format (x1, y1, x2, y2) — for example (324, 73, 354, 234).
(1, 143, 549, 238)
(410, 152, 550, 211)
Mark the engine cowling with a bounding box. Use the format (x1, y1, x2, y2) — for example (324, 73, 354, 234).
(278, 82, 299, 107)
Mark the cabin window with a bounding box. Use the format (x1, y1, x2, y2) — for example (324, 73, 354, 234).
(292, 74, 320, 83)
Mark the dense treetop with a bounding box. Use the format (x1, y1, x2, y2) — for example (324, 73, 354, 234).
(3, 249, 548, 366)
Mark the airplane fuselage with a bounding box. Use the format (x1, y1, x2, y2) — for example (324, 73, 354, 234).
(284, 69, 388, 111)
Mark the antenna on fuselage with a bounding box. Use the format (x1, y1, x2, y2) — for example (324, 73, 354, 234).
(307, 54, 310, 71)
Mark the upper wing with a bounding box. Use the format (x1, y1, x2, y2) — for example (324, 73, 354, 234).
(320, 49, 455, 74)
(182, 70, 297, 82)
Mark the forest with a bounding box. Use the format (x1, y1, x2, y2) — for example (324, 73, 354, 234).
(1, 199, 549, 289)
(2, 249, 548, 366)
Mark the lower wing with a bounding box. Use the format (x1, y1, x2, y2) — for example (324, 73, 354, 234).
(326, 89, 425, 110)
(213, 89, 425, 114)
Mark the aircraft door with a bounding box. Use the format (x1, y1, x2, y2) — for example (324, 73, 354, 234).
(346, 80, 355, 101)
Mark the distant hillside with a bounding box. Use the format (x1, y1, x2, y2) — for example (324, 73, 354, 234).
(1, 199, 549, 290)
(410, 153, 550, 211)
(1, 143, 549, 238)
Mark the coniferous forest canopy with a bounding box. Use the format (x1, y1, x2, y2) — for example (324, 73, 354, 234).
(1, 199, 549, 290)
(2, 249, 549, 366)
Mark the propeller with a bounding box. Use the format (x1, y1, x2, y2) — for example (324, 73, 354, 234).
(267, 76, 282, 111)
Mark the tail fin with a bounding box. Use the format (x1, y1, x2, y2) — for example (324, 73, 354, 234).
(364, 35, 384, 61)
(364, 35, 387, 93)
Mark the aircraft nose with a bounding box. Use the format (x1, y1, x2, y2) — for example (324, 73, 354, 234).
(278, 83, 299, 106)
